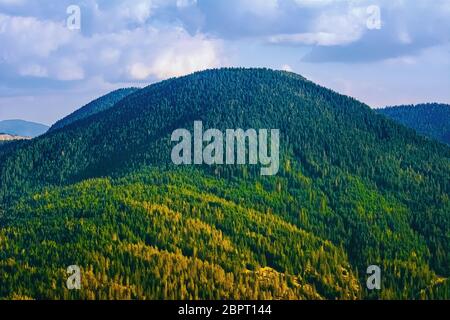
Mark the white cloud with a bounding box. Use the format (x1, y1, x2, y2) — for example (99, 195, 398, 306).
(149, 35, 221, 79)
(117, 0, 155, 24)
(397, 30, 412, 44)
(128, 63, 152, 80)
(293, 0, 336, 7)
(0, 13, 73, 58)
(92, 27, 223, 81)
(19, 64, 48, 78)
(269, 31, 356, 46)
(383, 56, 417, 66)
(176, 0, 197, 8)
(52, 59, 85, 81)
(1, 0, 450, 85)
(123, 27, 223, 80)
(280, 64, 293, 72)
(269, 7, 366, 46)
(0, 0, 25, 5)
(0, 11, 223, 83)
(238, 0, 279, 16)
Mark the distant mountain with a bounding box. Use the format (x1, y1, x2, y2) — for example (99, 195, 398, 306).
(378, 103, 450, 145)
(0, 133, 31, 141)
(49, 88, 140, 132)
(0, 69, 448, 300)
(0, 120, 49, 137)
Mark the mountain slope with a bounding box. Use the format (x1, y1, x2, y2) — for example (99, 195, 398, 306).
(0, 134, 30, 152)
(0, 120, 48, 137)
(1, 169, 362, 300)
(378, 103, 450, 145)
(49, 88, 140, 132)
(0, 68, 449, 299)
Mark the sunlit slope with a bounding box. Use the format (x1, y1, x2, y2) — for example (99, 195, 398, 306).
(1, 169, 363, 299)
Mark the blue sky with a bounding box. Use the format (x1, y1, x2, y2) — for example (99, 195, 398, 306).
(0, 0, 449, 125)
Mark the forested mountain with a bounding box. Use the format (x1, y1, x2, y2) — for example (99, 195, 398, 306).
(49, 88, 139, 132)
(0, 120, 48, 137)
(378, 104, 450, 145)
(0, 68, 448, 300)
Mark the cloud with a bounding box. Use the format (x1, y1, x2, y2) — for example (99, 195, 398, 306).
(188, 0, 450, 63)
(53, 59, 85, 81)
(145, 33, 221, 79)
(117, 0, 155, 24)
(18, 64, 48, 78)
(0, 0, 25, 5)
(280, 64, 293, 72)
(1, 0, 450, 88)
(0, 10, 223, 85)
(267, 5, 367, 47)
(298, 0, 450, 63)
(122, 27, 223, 80)
(238, 0, 279, 16)
(292, 0, 337, 8)
(176, 0, 197, 8)
(0, 13, 73, 58)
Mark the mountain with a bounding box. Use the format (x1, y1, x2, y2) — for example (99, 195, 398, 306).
(0, 119, 48, 137)
(0, 68, 448, 300)
(0, 133, 31, 141)
(49, 88, 140, 132)
(378, 103, 450, 145)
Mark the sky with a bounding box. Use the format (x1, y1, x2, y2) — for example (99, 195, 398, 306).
(0, 0, 449, 125)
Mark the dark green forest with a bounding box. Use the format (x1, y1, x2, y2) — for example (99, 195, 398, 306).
(0, 68, 449, 300)
(378, 103, 450, 145)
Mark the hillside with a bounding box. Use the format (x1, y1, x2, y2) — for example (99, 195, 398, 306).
(49, 88, 140, 132)
(0, 120, 48, 137)
(0, 134, 30, 151)
(378, 104, 450, 145)
(0, 68, 448, 300)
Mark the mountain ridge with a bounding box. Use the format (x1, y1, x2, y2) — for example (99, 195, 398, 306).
(49, 87, 140, 132)
(378, 103, 450, 145)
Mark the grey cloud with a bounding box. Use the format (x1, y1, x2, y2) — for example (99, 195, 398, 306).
(299, 0, 450, 62)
